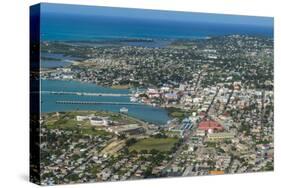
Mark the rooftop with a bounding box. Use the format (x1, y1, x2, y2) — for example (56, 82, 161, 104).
(198, 120, 224, 131)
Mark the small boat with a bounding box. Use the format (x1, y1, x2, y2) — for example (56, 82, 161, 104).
(130, 96, 138, 102)
(120, 107, 128, 113)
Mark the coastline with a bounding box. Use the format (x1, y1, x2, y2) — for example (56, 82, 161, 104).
(40, 79, 171, 125)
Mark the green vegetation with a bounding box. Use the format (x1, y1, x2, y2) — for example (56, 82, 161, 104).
(111, 84, 130, 89)
(206, 142, 217, 147)
(163, 130, 181, 138)
(166, 107, 187, 121)
(125, 138, 137, 147)
(90, 166, 100, 177)
(43, 111, 115, 137)
(263, 162, 274, 171)
(129, 137, 178, 152)
(43, 111, 139, 129)
(45, 118, 79, 129)
(80, 127, 109, 136)
(171, 111, 185, 118)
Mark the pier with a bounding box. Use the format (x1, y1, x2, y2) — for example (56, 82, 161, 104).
(40, 91, 132, 97)
(56, 100, 144, 106)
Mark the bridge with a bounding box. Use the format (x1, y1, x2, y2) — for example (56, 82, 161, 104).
(56, 100, 144, 106)
(40, 91, 133, 97)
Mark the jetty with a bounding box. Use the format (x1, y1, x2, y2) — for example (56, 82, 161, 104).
(56, 100, 144, 106)
(40, 91, 132, 97)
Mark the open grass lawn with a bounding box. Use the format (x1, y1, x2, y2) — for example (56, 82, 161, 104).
(45, 111, 95, 129)
(166, 107, 187, 121)
(80, 127, 110, 136)
(45, 118, 78, 129)
(45, 118, 110, 136)
(129, 137, 178, 152)
(44, 111, 140, 130)
(111, 84, 130, 89)
(101, 140, 125, 155)
(171, 111, 185, 118)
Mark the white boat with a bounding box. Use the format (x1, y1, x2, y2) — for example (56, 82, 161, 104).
(130, 96, 138, 102)
(120, 107, 128, 113)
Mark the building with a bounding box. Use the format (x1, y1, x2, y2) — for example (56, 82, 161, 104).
(90, 117, 108, 126)
(164, 93, 178, 101)
(181, 118, 193, 130)
(108, 124, 145, 135)
(76, 115, 89, 121)
(209, 170, 224, 175)
(198, 120, 224, 132)
(160, 86, 170, 92)
(62, 74, 73, 80)
(195, 129, 206, 137)
(57, 67, 71, 73)
(207, 132, 235, 142)
(178, 84, 186, 91)
(147, 88, 160, 98)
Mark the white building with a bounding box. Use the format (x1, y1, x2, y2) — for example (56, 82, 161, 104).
(90, 117, 108, 126)
(76, 115, 89, 121)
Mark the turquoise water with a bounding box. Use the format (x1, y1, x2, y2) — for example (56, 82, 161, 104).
(41, 80, 170, 125)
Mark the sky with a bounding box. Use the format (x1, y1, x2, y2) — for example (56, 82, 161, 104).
(39, 3, 273, 27)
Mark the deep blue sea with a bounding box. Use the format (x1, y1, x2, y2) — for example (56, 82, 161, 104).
(41, 13, 273, 41)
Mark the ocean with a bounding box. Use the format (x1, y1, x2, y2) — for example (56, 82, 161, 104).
(41, 13, 273, 41)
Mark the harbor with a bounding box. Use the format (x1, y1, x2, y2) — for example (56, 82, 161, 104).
(40, 79, 170, 125)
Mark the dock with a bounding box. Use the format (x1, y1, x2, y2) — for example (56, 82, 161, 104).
(56, 100, 144, 106)
(40, 91, 132, 97)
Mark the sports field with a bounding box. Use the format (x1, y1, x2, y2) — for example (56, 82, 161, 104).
(129, 137, 178, 152)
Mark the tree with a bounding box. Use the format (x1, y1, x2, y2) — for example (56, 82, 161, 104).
(118, 134, 126, 140)
(144, 167, 153, 178)
(140, 149, 148, 154)
(125, 138, 137, 146)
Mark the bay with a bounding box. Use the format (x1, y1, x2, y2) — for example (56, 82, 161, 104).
(40, 79, 170, 125)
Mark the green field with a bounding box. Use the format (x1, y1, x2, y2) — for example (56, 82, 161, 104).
(45, 117, 81, 129)
(43, 111, 112, 137)
(166, 107, 188, 121)
(43, 111, 140, 130)
(129, 137, 178, 152)
(80, 127, 110, 136)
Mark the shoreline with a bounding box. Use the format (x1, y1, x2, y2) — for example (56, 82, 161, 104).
(40, 78, 187, 124)
(40, 110, 163, 128)
(41, 33, 274, 43)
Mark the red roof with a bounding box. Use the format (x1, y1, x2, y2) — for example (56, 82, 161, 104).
(198, 120, 223, 131)
(222, 112, 230, 117)
(199, 111, 206, 116)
